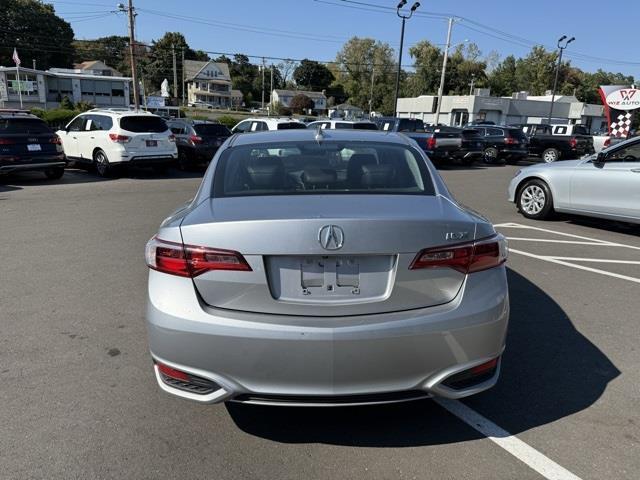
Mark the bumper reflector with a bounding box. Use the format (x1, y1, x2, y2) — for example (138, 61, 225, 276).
(442, 358, 500, 390)
(155, 361, 219, 395)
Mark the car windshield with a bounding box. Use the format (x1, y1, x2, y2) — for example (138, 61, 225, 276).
(0, 118, 51, 134)
(276, 122, 307, 130)
(213, 141, 434, 198)
(194, 124, 231, 136)
(119, 116, 168, 133)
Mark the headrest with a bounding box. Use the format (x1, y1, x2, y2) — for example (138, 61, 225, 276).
(302, 168, 337, 186)
(246, 157, 285, 189)
(360, 164, 395, 188)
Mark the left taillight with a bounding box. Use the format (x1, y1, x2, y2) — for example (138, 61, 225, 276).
(49, 136, 62, 145)
(145, 235, 252, 277)
(410, 234, 508, 274)
(569, 137, 578, 148)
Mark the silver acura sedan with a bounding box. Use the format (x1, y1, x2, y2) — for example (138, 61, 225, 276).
(509, 136, 640, 223)
(145, 129, 509, 406)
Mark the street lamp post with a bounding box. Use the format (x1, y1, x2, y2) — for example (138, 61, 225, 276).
(547, 35, 575, 124)
(393, 1, 420, 117)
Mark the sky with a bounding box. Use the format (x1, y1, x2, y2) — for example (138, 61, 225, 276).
(51, 0, 640, 80)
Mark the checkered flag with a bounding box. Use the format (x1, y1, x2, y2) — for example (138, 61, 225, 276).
(610, 113, 632, 138)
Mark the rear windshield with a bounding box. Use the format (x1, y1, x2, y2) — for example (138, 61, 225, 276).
(0, 118, 51, 134)
(213, 141, 435, 198)
(507, 128, 528, 139)
(353, 122, 378, 130)
(193, 124, 231, 136)
(119, 116, 167, 133)
(276, 122, 307, 130)
(397, 119, 425, 133)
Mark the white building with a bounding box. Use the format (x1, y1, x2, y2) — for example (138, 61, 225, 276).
(0, 65, 131, 109)
(271, 89, 327, 114)
(185, 60, 239, 108)
(396, 89, 607, 133)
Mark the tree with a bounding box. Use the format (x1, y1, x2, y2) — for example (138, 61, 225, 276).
(293, 59, 334, 90)
(408, 41, 488, 97)
(72, 36, 130, 75)
(333, 37, 397, 114)
(289, 94, 315, 114)
(277, 59, 297, 87)
(488, 55, 518, 96)
(0, 0, 74, 69)
(513, 46, 558, 96)
(139, 32, 209, 98)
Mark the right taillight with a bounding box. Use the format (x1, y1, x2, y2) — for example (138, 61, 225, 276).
(0, 138, 15, 145)
(189, 134, 203, 145)
(109, 133, 131, 143)
(410, 234, 508, 274)
(145, 235, 252, 277)
(426, 137, 437, 150)
(603, 138, 610, 147)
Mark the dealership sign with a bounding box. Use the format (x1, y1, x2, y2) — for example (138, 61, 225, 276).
(599, 85, 639, 137)
(605, 88, 640, 111)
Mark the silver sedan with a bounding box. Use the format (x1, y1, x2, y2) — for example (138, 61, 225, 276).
(145, 129, 509, 406)
(509, 137, 640, 223)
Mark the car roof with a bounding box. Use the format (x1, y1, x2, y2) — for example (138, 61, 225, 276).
(0, 109, 41, 120)
(229, 128, 412, 147)
(238, 117, 304, 124)
(82, 109, 160, 118)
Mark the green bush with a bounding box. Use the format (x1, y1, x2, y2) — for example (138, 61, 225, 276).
(38, 109, 78, 129)
(216, 115, 241, 129)
(30, 108, 46, 119)
(75, 101, 94, 112)
(59, 96, 74, 110)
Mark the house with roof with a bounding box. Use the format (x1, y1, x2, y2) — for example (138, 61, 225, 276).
(271, 89, 327, 114)
(185, 60, 236, 108)
(72, 60, 123, 77)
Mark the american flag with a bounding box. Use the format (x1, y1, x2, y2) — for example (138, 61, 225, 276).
(12, 48, 20, 66)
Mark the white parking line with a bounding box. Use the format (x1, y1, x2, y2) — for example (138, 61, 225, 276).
(505, 238, 609, 246)
(436, 398, 583, 480)
(495, 223, 640, 251)
(510, 249, 640, 284)
(494, 223, 640, 285)
(546, 256, 640, 265)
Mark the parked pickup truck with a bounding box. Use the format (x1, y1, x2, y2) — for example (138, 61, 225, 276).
(521, 124, 594, 162)
(375, 117, 484, 164)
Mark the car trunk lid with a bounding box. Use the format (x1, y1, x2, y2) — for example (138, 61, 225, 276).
(179, 195, 479, 316)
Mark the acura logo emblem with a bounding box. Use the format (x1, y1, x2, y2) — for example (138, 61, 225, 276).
(318, 225, 344, 250)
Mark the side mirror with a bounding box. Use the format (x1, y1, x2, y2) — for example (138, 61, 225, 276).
(594, 152, 606, 167)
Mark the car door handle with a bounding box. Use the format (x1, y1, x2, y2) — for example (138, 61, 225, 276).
(631, 168, 640, 173)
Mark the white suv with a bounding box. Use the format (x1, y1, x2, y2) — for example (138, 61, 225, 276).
(57, 109, 178, 177)
(230, 117, 306, 134)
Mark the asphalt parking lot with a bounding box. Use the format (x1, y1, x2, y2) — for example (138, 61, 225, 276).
(1, 162, 638, 480)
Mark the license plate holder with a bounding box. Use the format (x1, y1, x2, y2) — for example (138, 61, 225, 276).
(146, 140, 157, 147)
(27, 144, 42, 152)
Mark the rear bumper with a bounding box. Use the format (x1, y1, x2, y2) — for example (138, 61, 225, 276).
(146, 266, 510, 405)
(0, 156, 66, 174)
(498, 148, 529, 159)
(126, 154, 177, 167)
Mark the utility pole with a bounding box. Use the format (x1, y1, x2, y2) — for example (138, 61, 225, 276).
(181, 47, 185, 106)
(548, 35, 575, 124)
(172, 43, 178, 100)
(469, 74, 476, 95)
(119, 1, 139, 110)
(269, 64, 274, 115)
(394, 2, 420, 117)
(32, 59, 36, 70)
(434, 17, 454, 126)
(369, 64, 376, 115)
(261, 57, 266, 110)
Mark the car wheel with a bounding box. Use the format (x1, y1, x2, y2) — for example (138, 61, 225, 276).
(542, 148, 560, 163)
(484, 147, 499, 163)
(94, 149, 113, 177)
(44, 167, 64, 180)
(517, 179, 554, 220)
